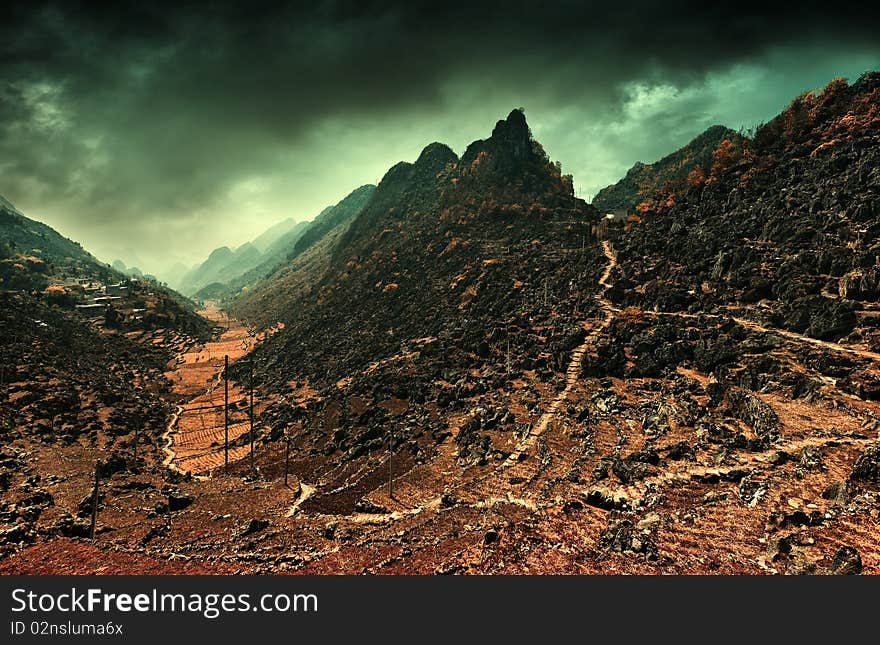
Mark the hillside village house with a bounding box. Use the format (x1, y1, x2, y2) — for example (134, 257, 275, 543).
(605, 209, 628, 225)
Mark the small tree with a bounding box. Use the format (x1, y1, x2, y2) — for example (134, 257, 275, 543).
(686, 166, 706, 188)
(43, 285, 72, 307)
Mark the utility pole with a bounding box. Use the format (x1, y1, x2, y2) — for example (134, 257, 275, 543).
(249, 358, 255, 474)
(506, 327, 511, 376)
(89, 461, 100, 540)
(388, 430, 394, 500)
(133, 423, 139, 471)
(284, 431, 291, 487)
(224, 354, 229, 473)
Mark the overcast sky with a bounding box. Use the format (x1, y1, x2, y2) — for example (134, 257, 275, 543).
(1, 1, 879, 274)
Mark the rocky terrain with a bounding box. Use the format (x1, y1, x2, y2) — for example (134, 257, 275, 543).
(2, 77, 879, 575)
(592, 125, 744, 213)
(614, 74, 880, 346)
(1, 197, 209, 337)
(0, 290, 198, 555)
(0, 199, 214, 560)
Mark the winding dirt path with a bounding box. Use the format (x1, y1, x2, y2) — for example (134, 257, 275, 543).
(162, 305, 259, 474)
(633, 307, 880, 363)
(161, 405, 185, 473)
(731, 316, 880, 363)
(500, 241, 618, 468)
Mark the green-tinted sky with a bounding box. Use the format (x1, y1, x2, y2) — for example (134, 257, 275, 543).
(1, 1, 879, 277)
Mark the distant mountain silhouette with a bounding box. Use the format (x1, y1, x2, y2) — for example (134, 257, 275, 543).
(182, 186, 376, 298)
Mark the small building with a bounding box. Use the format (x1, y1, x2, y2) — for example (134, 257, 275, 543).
(75, 303, 105, 314)
(83, 282, 103, 294)
(105, 283, 129, 296)
(604, 210, 628, 225)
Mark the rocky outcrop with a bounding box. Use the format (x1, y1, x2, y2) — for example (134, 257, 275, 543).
(612, 73, 880, 341)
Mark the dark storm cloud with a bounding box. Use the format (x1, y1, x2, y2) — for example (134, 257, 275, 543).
(1, 0, 879, 271)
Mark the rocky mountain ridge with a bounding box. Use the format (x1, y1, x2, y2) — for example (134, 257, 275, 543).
(592, 125, 744, 213)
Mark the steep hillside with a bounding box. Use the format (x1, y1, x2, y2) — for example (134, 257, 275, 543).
(224, 184, 376, 308)
(178, 243, 265, 296)
(0, 195, 22, 215)
(6, 86, 880, 577)
(242, 110, 596, 376)
(258, 220, 310, 262)
(0, 197, 117, 290)
(181, 189, 375, 299)
(291, 184, 376, 259)
(612, 74, 880, 344)
(0, 197, 209, 337)
(593, 125, 744, 213)
(205, 97, 879, 576)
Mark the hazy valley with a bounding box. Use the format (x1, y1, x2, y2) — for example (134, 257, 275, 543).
(1, 74, 879, 575)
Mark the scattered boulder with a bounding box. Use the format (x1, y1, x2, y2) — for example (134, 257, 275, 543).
(46, 512, 91, 538)
(738, 475, 768, 506)
(597, 519, 657, 559)
(139, 525, 168, 546)
(786, 551, 819, 576)
(825, 546, 862, 575)
(236, 518, 269, 537)
(667, 441, 696, 461)
(0, 521, 36, 545)
(353, 499, 389, 514)
(582, 489, 628, 511)
(76, 491, 103, 518)
(821, 480, 849, 505)
(850, 443, 880, 484)
(795, 446, 825, 475)
(725, 388, 780, 443)
(780, 510, 824, 528)
(167, 492, 195, 511)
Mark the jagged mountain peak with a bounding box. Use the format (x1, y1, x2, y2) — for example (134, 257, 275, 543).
(415, 142, 458, 168)
(489, 108, 532, 158)
(461, 108, 540, 167)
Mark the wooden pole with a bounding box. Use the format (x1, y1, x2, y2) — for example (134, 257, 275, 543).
(133, 423, 139, 471)
(89, 461, 100, 540)
(506, 328, 511, 376)
(224, 354, 229, 473)
(284, 432, 290, 487)
(249, 358, 255, 473)
(388, 430, 394, 499)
